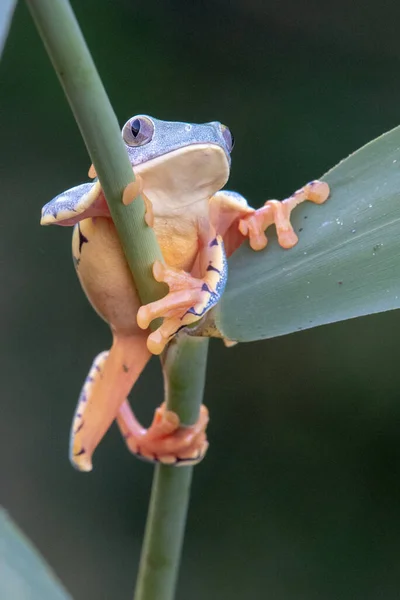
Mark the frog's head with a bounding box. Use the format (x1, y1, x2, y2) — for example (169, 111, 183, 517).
(122, 115, 234, 209)
(41, 115, 234, 225)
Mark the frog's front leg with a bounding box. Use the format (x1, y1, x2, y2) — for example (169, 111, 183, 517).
(239, 180, 330, 250)
(210, 180, 330, 255)
(137, 232, 227, 355)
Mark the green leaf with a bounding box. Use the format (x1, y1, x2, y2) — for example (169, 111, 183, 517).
(0, 508, 72, 600)
(0, 0, 17, 59)
(212, 125, 400, 342)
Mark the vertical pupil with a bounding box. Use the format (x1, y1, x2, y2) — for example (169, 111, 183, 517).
(131, 119, 141, 137)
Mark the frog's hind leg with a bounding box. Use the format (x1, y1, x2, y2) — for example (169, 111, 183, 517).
(137, 232, 227, 355)
(70, 334, 151, 471)
(116, 400, 209, 466)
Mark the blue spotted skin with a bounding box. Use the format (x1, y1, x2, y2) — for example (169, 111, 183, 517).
(69, 351, 107, 468)
(41, 181, 101, 225)
(123, 115, 232, 168)
(41, 116, 232, 225)
(186, 236, 228, 319)
(215, 190, 251, 208)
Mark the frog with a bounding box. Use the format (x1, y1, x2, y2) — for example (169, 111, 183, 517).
(41, 114, 329, 472)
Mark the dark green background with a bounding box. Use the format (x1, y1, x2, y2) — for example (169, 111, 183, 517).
(2, 1, 400, 598)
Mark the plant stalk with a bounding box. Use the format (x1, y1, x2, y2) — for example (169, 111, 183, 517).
(134, 336, 209, 600)
(26, 3, 210, 600)
(26, 0, 165, 306)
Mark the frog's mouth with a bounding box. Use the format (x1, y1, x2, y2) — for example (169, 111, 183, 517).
(41, 143, 229, 226)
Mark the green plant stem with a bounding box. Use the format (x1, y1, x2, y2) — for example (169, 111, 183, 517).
(26, 3, 210, 600)
(134, 337, 209, 600)
(25, 0, 165, 306)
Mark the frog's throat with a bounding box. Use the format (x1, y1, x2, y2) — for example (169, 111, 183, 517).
(134, 143, 230, 211)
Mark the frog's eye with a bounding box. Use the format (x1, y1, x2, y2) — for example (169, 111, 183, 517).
(220, 124, 235, 153)
(123, 116, 154, 147)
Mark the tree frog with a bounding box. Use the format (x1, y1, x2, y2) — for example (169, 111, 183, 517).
(41, 114, 329, 471)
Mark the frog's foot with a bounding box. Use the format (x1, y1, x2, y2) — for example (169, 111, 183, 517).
(223, 338, 238, 348)
(239, 180, 330, 250)
(116, 401, 209, 465)
(122, 179, 154, 227)
(88, 164, 97, 179)
(137, 236, 227, 355)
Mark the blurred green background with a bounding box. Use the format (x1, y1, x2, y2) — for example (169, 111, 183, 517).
(2, 1, 400, 598)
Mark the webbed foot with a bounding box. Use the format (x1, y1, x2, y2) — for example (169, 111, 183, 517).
(117, 401, 209, 465)
(239, 180, 330, 250)
(137, 236, 227, 354)
(122, 179, 154, 227)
